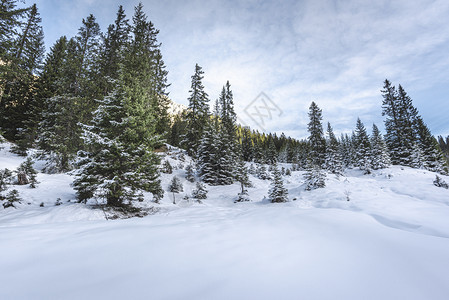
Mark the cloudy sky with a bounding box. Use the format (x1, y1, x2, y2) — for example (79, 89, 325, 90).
(31, 0, 449, 139)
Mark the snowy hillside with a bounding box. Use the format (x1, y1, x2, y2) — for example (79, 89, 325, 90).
(1, 141, 449, 300)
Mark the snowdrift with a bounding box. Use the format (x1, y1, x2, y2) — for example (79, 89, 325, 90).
(1, 141, 449, 300)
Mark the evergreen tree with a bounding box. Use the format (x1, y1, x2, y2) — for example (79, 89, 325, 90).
(339, 133, 354, 168)
(197, 88, 237, 186)
(433, 175, 448, 189)
(268, 163, 288, 203)
(197, 120, 219, 184)
(236, 159, 251, 193)
(2, 189, 21, 208)
(17, 157, 38, 188)
(370, 124, 390, 170)
(73, 89, 163, 207)
(307, 102, 326, 166)
(0, 168, 13, 192)
(161, 160, 173, 174)
(354, 118, 372, 173)
(168, 176, 183, 204)
(1, 3, 44, 143)
(0, 0, 28, 58)
(248, 163, 256, 175)
(185, 164, 195, 182)
(410, 142, 425, 169)
(304, 102, 326, 189)
(122, 3, 170, 138)
(304, 159, 326, 190)
(324, 122, 343, 174)
(381, 80, 417, 166)
(191, 181, 207, 202)
(182, 64, 209, 156)
(240, 126, 254, 162)
(168, 113, 187, 148)
(38, 95, 84, 172)
(437, 135, 449, 165)
(98, 5, 130, 96)
(217, 82, 239, 182)
(266, 138, 278, 165)
(73, 14, 101, 98)
(414, 116, 448, 174)
(256, 163, 269, 180)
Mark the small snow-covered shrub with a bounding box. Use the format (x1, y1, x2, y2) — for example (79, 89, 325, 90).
(55, 198, 63, 206)
(235, 189, 250, 203)
(2, 189, 21, 208)
(17, 157, 38, 188)
(192, 182, 207, 202)
(0, 168, 13, 192)
(161, 160, 173, 174)
(433, 175, 448, 189)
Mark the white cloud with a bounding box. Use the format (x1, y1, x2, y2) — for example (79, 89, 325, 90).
(34, 0, 449, 138)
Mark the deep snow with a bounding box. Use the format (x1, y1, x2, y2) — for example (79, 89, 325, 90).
(1, 142, 449, 300)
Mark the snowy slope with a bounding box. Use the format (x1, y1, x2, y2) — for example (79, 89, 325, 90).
(1, 141, 449, 300)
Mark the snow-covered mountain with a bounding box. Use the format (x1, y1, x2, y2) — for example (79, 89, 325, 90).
(165, 95, 187, 117)
(1, 140, 449, 300)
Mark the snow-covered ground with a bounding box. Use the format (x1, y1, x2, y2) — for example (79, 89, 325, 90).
(1, 141, 449, 300)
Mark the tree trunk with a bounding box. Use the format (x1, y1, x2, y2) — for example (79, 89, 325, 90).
(17, 172, 28, 185)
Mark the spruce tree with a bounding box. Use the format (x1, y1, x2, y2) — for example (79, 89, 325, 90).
(268, 163, 288, 203)
(0, 168, 13, 192)
(73, 89, 163, 207)
(17, 157, 38, 188)
(0, 3, 44, 144)
(256, 163, 269, 180)
(235, 159, 251, 195)
(414, 116, 448, 174)
(3, 189, 21, 208)
(98, 5, 130, 96)
(304, 159, 326, 190)
(304, 102, 326, 189)
(266, 138, 278, 165)
(307, 102, 326, 166)
(168, 176, 183, 204)
(324, 122, 343, 174)
(370, 124, 390, 170)
(161, 160, 173, 174)
(240, 126, 254, 162)
(0, 0, 28, 57)
(354, 118, 372, 173)
(381, 80, 415, 166)
(197, 120, 219, 184)
(185, 164, 195, 182)
(73, 14, 101, 98)
(433, 175, 448, 189)
(38, 95, 84, 172)
(183, 64, 209, 157)
(191, 181, 207, 202)
(123, 3, 170, 138)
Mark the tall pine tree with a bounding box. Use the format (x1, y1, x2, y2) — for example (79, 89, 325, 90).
(183, 64, 209, 157)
